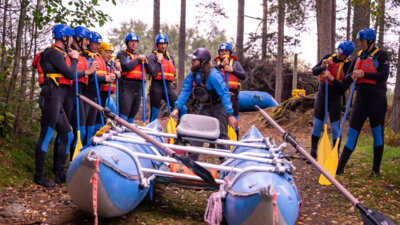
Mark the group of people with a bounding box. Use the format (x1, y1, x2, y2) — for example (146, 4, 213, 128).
(32, 24, 245, 187)
(311, 28, 389, 177)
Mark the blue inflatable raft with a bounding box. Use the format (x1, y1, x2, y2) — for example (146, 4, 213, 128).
(238, 91, 278, 112)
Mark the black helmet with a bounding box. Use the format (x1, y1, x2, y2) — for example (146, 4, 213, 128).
(189, 48, 211, 62)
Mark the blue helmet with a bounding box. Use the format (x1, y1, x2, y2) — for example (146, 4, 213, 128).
(337, 40, 355, 56)
(125, 33, 139, 43)
(73, 26, 92, 39)
(52, 24, 74, 39)
(356, 28, 376, 41)
(155, 34, 168, 44)
(218, 43, 233, 52)
(90, 31, 103, 43)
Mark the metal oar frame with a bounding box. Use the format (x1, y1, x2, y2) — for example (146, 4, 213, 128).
(89, 119, 295, 191)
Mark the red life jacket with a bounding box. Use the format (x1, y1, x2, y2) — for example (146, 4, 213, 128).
(215, 55, 240, 89)
(32, 52, 44, 86)
(153, 50, 175, 81)
(45, 45, 73, 86)
(77, 54, 89, 85)
(354, 49, 380, 85)
(121, 50, 146, 81)
(319, 54, 348, 86)
(101, 63, 116, 93)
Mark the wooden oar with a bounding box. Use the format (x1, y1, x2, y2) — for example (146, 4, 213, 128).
(255, 105, 395, 225)
(78, 93, 218, 188)
(317, 67, 331, 166)
(319, 80, 357, 185)
(72, 70, 83, 160)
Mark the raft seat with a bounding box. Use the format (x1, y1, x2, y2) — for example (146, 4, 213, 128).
(176, 114, 220, 140)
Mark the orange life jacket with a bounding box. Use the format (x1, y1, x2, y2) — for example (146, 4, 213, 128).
(101, 63, 116, 93)
(153, 50, 175, 81)
(121, 50, 146, 81)
(32, 52, 44, 86)
(215, 55, 240, 89)
(44, 45, 73, 86)
(76, 54, 89, 85)
(169, 163, 218, 179)
(319, 54, 348, 86)
(354, 49, 380, 85)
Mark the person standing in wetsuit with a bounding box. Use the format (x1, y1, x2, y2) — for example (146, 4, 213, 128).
(36, 24, 84, 187)
(147, 34, 186, 122)
(116, 33, 150, 123)
(213, 42, 246, 137)
(171, 48, 238, 160)
(310, 40, 355, 160)
(337, 28, 390, 177)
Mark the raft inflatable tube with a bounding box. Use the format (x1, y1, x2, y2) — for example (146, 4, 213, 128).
(66, 120, 164, 218)
(238, 91, 278, 112)
(223, 126, 300, 225)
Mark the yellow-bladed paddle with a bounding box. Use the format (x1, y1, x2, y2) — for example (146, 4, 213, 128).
(317, 68, 331, 166)
(72, 70, 83, 160)
(319, 80, 357, 185)
(167, 117, 177, 144)
(222, 56, 238, 147)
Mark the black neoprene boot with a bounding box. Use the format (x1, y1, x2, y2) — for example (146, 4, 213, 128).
(336, 147, 353, 175)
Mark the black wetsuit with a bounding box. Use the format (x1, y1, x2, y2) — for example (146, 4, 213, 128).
(337, 47, 389, 175)
(310, 54, 352, 158)
(116, 50, 150, 123)
(37, 45, 84, 185)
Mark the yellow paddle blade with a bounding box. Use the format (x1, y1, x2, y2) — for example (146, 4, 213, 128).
(319, 139, 340, 185)
(317, 124, 332, 166)
(228, 125, 237, 150)
(72, 131, 83, 160)
(167, 117, 177, 144)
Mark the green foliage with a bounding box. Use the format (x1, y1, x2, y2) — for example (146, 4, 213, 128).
(33, 0, 117, 29)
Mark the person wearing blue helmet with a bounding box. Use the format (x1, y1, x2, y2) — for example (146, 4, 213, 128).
(171, 48, 238, 160)
(147, 34, 187, 122)
(35, 24, 84, 187)
(213, 42, 246, 137)
(116, 33, 150, 123)
(82, 31, 116, 144)
(337, 28, 390, 177)
(309, 40, 354, 162)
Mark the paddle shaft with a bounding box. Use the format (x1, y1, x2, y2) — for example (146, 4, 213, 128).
(141, 62, 146, 124)
(159, 61, 171, 114)
(75, 71, 80, 133)
(337, 81, 356, 138)
(107, 61, 114, 100)
(78, 94, 178, 157)
(91, 57, 105, 126)
(116, 69, 119, 116)
(255, 105, 359, 206)
(324, 66, 329, 124)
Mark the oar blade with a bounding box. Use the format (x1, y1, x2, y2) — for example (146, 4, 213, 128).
(105, 96, 117, 114)
(227, 125, 237, 150)
(317, 125, 332, 165)
(172, 153, 219, 188)
(319, 147, 338, 185)
(72, 131, 83, 160)
(358, 204, 396, 225)
(166, 117, 177, 144)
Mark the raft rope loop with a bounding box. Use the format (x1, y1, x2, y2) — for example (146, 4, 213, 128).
(90, 159, 100, 225)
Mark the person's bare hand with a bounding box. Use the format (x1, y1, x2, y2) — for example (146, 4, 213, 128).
(157, 53, 163, 63)
(69, 50, 79, 59)
(138, 55, 148, 64)
(224, 65, 233, 73)
(106, 73, 116, 82)
(221, 56, 229, 67)
(87, 61, 99, 74)
(171, 109, 179, 119)
(228, 116, 238, 130)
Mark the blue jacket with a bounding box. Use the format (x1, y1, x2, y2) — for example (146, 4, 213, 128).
(174, 67, 233, 115)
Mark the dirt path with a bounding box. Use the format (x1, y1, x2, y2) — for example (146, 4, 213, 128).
(0, 111, 366, 224)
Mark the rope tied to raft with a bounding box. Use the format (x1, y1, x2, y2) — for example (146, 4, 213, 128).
(90, 159, 100, 225)
(204, 168, 233, 225)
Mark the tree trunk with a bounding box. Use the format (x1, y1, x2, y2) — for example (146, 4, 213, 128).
(153, 0, 160, 49)
(331, 0, 336, 51)
(6, 0, 28, 104)
(1, 0, 9, 76)
(30, 0, 40, 115)
(377, 0, 385, 49)
(236, 0, 245, 62)
(351, 0, 370, 58)
(275, 0, 285, 103)
(389, 36, 400, 133)
(261, 0, 268, 59)
(178, 0, 186, 91)
(316, 0, 334, 60)
(346, 0, 351, 41)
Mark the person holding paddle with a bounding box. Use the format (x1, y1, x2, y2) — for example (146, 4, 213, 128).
(337, 28, 390, 177)
(171, 48, 238, 160)
(82, 31, 116, 144)
(148, 34, 187, 122)
(116, 33, 150, 123)
(35, 24, 82, 187)
(213, 43, 246, 137)
(310, 40, 354, 162)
